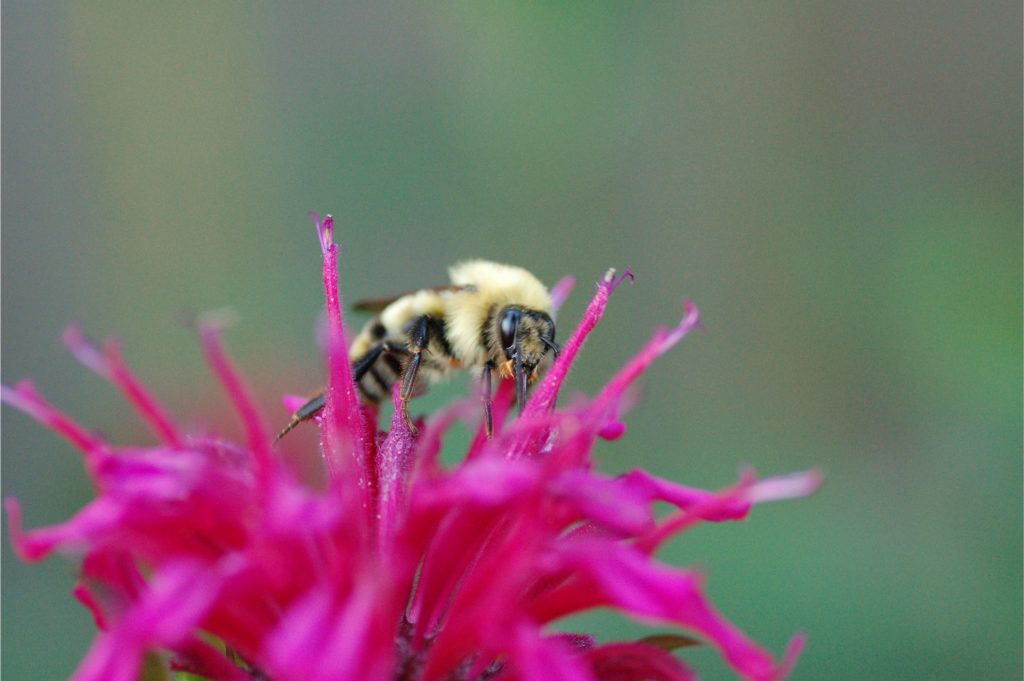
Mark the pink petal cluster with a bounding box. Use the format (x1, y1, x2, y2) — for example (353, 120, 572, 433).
(5, 214, 820, 681)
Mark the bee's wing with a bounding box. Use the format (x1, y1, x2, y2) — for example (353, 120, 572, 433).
(352, 285, 473, 313)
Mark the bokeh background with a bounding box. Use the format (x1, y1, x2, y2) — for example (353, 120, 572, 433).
(4, 3, 1020, 679)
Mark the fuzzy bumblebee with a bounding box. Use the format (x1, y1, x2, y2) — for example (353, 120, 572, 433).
(277, 260, 559, 440)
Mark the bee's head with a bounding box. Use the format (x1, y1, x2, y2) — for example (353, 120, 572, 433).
(493, 306, 559, 413)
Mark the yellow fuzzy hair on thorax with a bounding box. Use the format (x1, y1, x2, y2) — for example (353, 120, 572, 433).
(444, 260, 553, 367)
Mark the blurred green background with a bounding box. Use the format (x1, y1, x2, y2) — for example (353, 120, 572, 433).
(3, 3, 1020, 679)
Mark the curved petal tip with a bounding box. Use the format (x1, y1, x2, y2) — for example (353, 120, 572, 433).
(312, 212, 334, 254)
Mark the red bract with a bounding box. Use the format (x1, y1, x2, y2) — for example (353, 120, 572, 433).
(4, 214, 821, 681)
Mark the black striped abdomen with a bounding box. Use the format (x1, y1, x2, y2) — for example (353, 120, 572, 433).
(352, 315, 458, 404)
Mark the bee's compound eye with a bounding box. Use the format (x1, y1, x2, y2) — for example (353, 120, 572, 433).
(500, 308, 521, 354)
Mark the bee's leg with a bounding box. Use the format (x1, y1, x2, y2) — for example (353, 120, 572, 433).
(275, 341, 409, 443)
(481, 361, 495, 438)
(352, 343, 388, 382)
(356, 341, 410, 400)
(400, 316, 433, 434)
(274, 392, 325, 442)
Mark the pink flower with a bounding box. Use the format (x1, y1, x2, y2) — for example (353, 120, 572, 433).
(5, 214, 821, 681)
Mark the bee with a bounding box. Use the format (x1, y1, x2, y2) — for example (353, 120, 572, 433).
(276, 260, 560, 441)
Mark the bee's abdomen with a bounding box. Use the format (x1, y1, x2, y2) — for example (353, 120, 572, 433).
(351, 315, 457, 404)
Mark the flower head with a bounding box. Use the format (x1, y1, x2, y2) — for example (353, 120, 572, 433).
(5, 213, 820, 681)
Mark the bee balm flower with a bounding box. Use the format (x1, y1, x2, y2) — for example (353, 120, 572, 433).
(5, 214, 820, 681)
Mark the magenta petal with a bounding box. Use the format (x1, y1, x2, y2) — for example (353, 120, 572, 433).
(64, 326, 183, 447)
(415, 459, 650, 536)
(586, 642, 697, 681)
(411, 398, 476, 473)
(314, 212, 371, 490)
(1, 381, 105, 459)
(198, 319, 275, 485)
(549, 541, 798, 681)
(282, 393, 309, 413)
(526, 268, 633, 416)
(634, 469, 823, 555)
(73, 559, 233, 681)
(314, 210, 333, 255)
(267, 583, 394, 681)
(620, 469, 751, 522)
(414, 457, 543, 508)
(551, 632, 597, 651)
(7, 496, 128, 561)
(377, 387, 417, 545)
(74, 583, 108, 630)
(746, 469, 824, 503)
(585, 301, 700, 429)
(263, 586, 335, 671)
(778, 634, 808, 681)
(315, 583, 396, 681)
(549, 274, 577, 311)
(508, 625, 599, 681)
(551, 468, 654, 535)
(72, 549, 145, 629)
(63, 324, 111, 378)
(597, 420, 627, 440)
(102, 339, 183, 447)
(513, 299, 696, 463)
